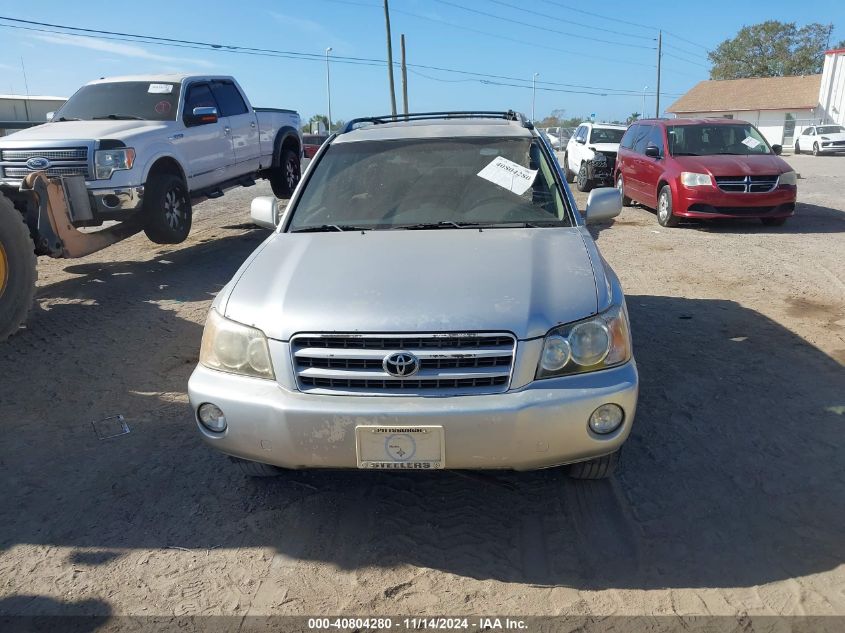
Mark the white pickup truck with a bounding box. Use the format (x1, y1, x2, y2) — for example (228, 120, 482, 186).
(0, 74, 302, 244)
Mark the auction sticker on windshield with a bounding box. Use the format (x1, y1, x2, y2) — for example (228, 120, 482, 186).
(477, 156, 538, 195)
(356, 426, 445, 469)
(741, 136, 761, 149)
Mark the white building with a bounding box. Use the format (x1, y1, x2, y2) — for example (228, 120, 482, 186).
(666, 48, 845, 148)
(0, 94, 67, 136)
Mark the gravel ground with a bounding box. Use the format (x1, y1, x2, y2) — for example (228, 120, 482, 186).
(0, 154, 843, 628)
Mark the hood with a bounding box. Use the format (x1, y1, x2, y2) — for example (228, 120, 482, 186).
(0, 120, 170, 144)
(223, 228, 600, 341)
(589, 143, 620, 154)
(672, 153, 793, 176)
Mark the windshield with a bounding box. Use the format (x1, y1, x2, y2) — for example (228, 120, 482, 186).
(287, 137, 573, 232)
(667, 123, 771, 156)
(54, 81, 181, 121)
(817, 125, 845, 135)
(590, 128, 625, 144)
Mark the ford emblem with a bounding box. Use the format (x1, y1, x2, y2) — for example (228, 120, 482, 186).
(26, 157, 51, 170)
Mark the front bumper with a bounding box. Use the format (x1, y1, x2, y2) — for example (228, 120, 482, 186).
(90, 185, 144, 217)
(675, 184, 797, 219)
(187, 360, 639, 471)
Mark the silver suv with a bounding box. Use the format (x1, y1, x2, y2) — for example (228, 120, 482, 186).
(188, 111, 637, 479)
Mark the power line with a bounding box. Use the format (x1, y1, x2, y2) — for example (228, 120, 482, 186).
(663, 51, 709, 69)
(539, 0, 656, 32)
(432, 0, 656, 50)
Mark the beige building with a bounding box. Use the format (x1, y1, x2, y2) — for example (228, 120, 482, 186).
(0, 94, 67, 136)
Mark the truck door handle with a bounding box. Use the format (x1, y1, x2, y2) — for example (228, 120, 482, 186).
(224, 126, 231, 135)
(250, 121, 256, 128)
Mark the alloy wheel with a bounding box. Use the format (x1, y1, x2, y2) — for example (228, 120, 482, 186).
(658, 192, 669, 222)
(164, 188, 186, 230)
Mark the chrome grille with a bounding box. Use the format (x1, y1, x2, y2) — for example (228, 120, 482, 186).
(714, 175, 779, 193)
(1, 147, 88, 161)
(4, 166, 89, 179)
(291, 333, 516, 396)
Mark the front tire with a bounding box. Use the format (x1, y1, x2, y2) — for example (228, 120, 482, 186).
(576, 162, 593, 192)
(813, 142, 821, 157)
(269, 148, 301, 199)
(616, 175, 632, 206)
(657, 185, 678, 227)
(233, 457, 284, 478)
(569, 451, 619, 479)
(143, 174, 192, 244)
(0, 194, 37, 341)
(563, 152, 576, 183)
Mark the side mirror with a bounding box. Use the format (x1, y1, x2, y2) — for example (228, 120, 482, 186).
(46, 111, 55, 121)
(584, 187, 622, 225)
(185, 106, 219, 127)
(772, 144, 783, 155)
(575, 138, 586, 144)
(250, 196, 283, 230)
(644, 145, 661, 158)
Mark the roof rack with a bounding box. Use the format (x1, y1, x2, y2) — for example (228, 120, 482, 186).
(341, 110, 532, 133)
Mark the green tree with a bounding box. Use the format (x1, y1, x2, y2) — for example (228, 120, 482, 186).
(708, 21, 834, 79)
(627, 112, 640, 124)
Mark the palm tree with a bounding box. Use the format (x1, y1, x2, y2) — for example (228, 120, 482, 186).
(626, 112, 641, 125)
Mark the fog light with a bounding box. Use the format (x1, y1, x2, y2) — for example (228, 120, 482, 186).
(198, 403, 227, 432)
(589, 403, 623, 434)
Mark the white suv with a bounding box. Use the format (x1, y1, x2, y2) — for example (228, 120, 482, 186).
(564, 122, 627, 192)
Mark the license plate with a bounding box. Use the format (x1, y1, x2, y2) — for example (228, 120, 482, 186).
(355, 425, 445, 470)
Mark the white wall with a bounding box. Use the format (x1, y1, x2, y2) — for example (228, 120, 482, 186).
(819, 51, 845, 126)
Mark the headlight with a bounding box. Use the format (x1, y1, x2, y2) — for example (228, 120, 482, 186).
(680, 172, 712, 187)
(536, 304, 631, 379)
(820, 136, 829, 141)
(95, 148, 135, 179)
(779, 171, 797, 186)
(199, 309, 275, 379)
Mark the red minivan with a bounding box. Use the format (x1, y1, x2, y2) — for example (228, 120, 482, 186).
(614, 118, 797, 227)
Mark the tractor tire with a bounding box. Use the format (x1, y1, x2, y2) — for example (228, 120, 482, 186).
(143, 174, 192, 244)
(269, 148, 301, 199)
(0, 193, 37, 342)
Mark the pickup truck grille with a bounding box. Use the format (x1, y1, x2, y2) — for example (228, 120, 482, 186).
(291, 333, 516, 396)
(714, 175, 779, 193)
(0, 146, 90, 181)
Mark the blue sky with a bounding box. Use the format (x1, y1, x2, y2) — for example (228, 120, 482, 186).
(1, 0, 843, 123)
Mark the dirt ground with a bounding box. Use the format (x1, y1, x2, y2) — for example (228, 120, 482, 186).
(0, 153, 843, 628)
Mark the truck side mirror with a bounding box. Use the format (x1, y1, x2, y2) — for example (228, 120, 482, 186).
(185, 106, 219, 127)
(584, 187, 622, 225)
(250, 196, 283, 229)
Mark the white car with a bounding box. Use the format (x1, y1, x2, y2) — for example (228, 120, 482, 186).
(794, 124, 845, 156)
(564, 122, 627, 192)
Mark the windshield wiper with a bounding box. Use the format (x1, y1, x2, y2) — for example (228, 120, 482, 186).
(393, 221, 540, 230)
(56, 116, 81, 122)
(672, 152, 699, 156)
(92, 114, 145, 120)
(291, 224, 371, 233)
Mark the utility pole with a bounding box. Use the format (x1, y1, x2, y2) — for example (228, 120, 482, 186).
(655, 30, 662, 118)
(20, 57, 31, 122)
(532, 72, 539, 121)
(400, 34, 409, 117)
(325, 47, 333, 134)
(642, 85, 648, 121)
(383, 0, 397, 116)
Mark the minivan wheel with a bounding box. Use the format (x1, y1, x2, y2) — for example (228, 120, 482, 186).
(569, 451, 619, 479)
(563, 153, 576, 183)
(616, 175, 632, 206)
(233, 457, 284, 478)
(576, 162, 593, 192)
(656, 185, 678, 227)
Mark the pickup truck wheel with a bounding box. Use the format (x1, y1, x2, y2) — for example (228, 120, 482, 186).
(233, 457, 283, 477)
(568, 451, 619, 479)
(0, 194, 37, 341)
(142, 174, 192, 244)
(657, 185, 678, 227)
(563, 153, 576, 183)
(269, 149, 300, 199)
(576, 162, 593, 192)
(616, 175, 632, 206)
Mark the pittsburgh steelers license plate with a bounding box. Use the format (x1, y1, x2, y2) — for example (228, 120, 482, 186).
(356, 426, 445, 470)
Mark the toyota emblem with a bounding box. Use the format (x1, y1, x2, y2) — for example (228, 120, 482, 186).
(383, 351, 420, 378)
